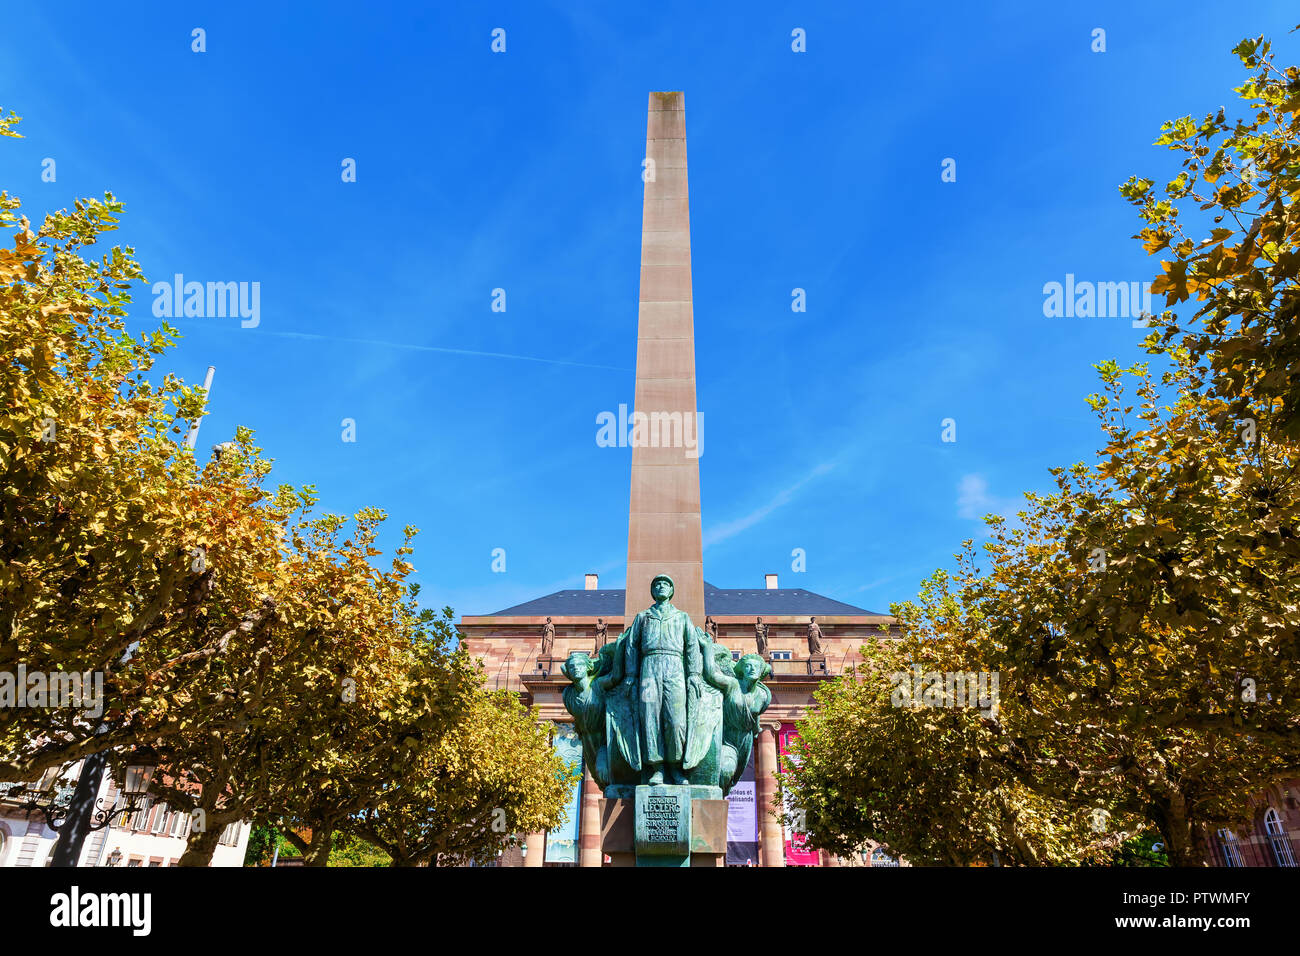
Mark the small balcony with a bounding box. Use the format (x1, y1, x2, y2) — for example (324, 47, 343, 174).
(765, 654, 833, 678)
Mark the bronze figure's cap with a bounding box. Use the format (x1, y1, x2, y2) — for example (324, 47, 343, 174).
(650, 573, 675, 593)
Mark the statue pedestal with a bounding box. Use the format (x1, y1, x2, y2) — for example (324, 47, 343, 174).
(600, 785, 728, 867)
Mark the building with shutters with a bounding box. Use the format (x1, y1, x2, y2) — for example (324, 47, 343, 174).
(0, 759, 249, 868)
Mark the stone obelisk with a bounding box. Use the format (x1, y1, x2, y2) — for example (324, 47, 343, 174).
(624, 91, 705, 626)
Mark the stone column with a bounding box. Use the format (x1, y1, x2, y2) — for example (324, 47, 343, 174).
(579, 769, 602, 867)
(523, 831, 546, 867)
(624, 90, 705, 625)
(755, 722, 785, 867)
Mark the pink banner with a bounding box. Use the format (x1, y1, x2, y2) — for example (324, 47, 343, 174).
(778, 723, 821, 866)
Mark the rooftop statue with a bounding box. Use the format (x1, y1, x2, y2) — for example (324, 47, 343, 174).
(807, 616, 825, 656)
(539, 617, 555, 658)
(562, 573, 770, 797)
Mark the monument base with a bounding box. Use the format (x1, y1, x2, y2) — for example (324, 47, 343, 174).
(600, 785, 729, 867)
(604, 783, 722, 801)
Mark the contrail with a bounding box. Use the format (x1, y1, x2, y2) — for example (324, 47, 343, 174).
(703, 461, 835, 548)
(254, 329, 631, 372)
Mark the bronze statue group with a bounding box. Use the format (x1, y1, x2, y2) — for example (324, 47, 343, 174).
(562, 574, 771, 797)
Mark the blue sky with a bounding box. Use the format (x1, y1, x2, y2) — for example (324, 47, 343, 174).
(3, 3, 1296, 618)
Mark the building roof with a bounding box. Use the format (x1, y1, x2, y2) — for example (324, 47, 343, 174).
(488, 581, 880, 617)
(701, 582, 879, 616)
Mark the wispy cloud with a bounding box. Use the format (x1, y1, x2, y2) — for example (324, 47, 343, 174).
(252, 329, 631, 372)
(703, 462, 835, 549)
(956, 473, 1020, 521)
(853, 574, 900, 593)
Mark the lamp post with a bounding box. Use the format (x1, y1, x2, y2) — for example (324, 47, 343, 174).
(35, 748, 158, 867)
(184, 365, 216, 450)
(46, 624, 152, 866)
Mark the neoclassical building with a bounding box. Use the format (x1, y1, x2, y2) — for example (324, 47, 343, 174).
(458, 573, 899, 867)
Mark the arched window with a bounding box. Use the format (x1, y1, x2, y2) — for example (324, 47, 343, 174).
(1264, 809, 1296, 867)
(1216, 828, 1245, 867)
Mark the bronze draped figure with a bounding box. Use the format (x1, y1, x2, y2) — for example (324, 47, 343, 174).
(562, 573, 771, 797)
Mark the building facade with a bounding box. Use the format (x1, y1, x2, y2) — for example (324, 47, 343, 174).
(1203, 779, 1300, 868)
(0, 760, 249, 868)
(459, 572, 903, 867)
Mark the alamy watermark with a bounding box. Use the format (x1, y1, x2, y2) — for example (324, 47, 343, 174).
(50, 886, 151, 936)
(1042, 275, 1154, 327)
(152, 274, 260, 328)
(596, 404, 703, 459)
(1, 666, 104, 718)
(889, 666, 999, 717)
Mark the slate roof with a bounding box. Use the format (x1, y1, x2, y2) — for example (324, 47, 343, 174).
(701, 582, 878, 616)
(487, 581, 879, 617)
(490, 588, 626, 617)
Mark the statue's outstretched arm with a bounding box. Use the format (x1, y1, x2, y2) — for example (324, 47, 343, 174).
(699, 643, 716, 682)
(699, 645, 730, 693)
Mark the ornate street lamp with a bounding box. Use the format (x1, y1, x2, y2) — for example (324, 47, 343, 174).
(7, 765, 70, 819)
(28, 766, 62, 800)
(3, 749, 158, 833)
(105, 848, 123, 867)
(121, 749, 158, 801)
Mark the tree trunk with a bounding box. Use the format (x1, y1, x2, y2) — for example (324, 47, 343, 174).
(1151, 793, 1207, 867)
(50, 749, 109, 867)
(302, 827, 333, 866)
(176, 764, 239, 867)
(178, 823, 223, 867)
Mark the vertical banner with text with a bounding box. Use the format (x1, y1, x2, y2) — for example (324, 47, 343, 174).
(545, 723, 583, 864)
(726, 751, 758, 865)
